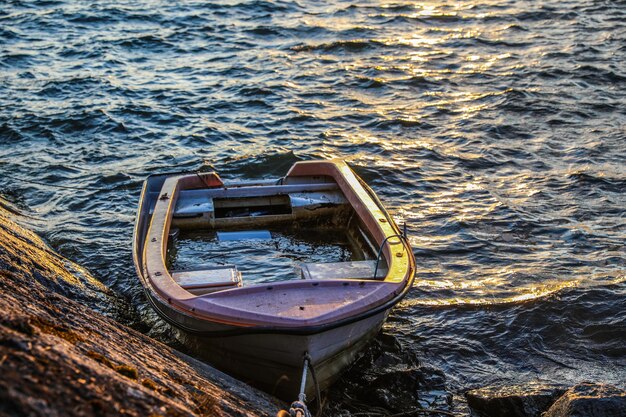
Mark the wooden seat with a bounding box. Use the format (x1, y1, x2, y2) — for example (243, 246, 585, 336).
(170, 265, 242, 295)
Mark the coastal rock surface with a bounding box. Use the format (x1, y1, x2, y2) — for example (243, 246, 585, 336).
(0, 203, 281, 417)
(543, 382, 626, 417)
(322, 333, 453, 416)
(466, 381, 626, 417)
(465, 382, 566, 417)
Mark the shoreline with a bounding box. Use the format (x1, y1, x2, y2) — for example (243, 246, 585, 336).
(0, 204, 282, 417)
(1, 202, 623, 417)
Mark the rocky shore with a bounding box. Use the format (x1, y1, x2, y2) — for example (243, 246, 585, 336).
(1, 200, 623, 417)
(322, 335, 626, 417)
(466, 381, 626, 417)
(0, 202, 281, 417)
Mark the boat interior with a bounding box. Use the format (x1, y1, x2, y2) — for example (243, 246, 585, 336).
(141, 172, 390, 297)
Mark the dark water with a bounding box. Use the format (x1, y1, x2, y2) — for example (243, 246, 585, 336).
(1, 0, 625, 414)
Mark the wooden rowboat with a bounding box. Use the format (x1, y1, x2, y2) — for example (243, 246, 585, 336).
(132, 160, 415, 400)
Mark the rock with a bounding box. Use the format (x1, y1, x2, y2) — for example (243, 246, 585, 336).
(0, 204, 281, 417)
(543, 382, 626, 417)
(364, 363, 452, 412)
(0, 198, 112, 312)
(321, 333, 452, 416)
(366, 368, 423, 412)
(465, 382, 567, 417)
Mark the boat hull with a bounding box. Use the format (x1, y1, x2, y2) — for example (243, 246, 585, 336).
(150, 291, 387, 400)
(133, 160, 417, 401)
(183, 313, 387, 400)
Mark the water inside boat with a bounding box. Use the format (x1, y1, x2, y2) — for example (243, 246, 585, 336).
(167, 222, 377, 285)
(139, 171, 396, 294)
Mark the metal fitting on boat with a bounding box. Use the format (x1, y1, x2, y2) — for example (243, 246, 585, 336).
(287, 400, 311, 417)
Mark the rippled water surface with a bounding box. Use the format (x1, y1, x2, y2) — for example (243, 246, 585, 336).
(1, 0, 625, 414)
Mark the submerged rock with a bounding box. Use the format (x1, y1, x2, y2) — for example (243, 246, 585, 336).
(321, 332, 452, 416)
(543, 382, 626, 417)
(366, 368, 423, 411)
(0, 204, 281, 417)
(465, 382, 566, 417)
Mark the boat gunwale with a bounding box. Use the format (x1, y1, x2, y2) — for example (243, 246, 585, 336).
(133, 160, 416, 336)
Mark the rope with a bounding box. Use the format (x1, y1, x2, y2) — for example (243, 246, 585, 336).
(278, 353, 323, 417)
(305, 353, 322, 417)
(352, 169, 412, 281)
(373, 234, 408, 279)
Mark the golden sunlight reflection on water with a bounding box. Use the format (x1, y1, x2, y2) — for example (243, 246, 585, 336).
(308, 1, 618, 307)
(390, 163, 623, 307)
(401, 279, 581, 307)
